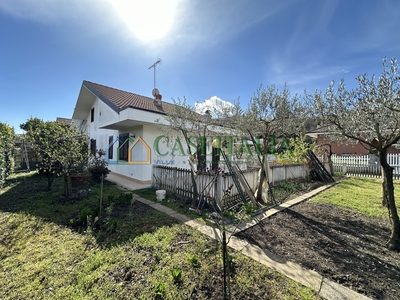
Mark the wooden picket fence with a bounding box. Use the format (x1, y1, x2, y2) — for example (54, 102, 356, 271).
(152, 165, 260, 207)
(153, 154, 400, 205)
(331, 154, 400, 179)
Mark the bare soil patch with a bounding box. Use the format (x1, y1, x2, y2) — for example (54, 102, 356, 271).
(236, 201, 400, 300)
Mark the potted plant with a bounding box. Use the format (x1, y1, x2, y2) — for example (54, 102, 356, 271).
(70, 172, 90, 187)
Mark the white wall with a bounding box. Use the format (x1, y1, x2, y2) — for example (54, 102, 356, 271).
(108, 125, 147, 182)
(74, 96, 243, 182)
(108, 124, 191, 182)
(269, 164, 308, 184)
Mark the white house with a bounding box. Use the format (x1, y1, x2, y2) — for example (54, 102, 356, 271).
(71, 80, 191, 183)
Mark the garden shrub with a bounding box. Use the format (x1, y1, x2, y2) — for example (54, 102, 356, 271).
(275, 135, 316, 164)
(88, 149, 110, 183)
(0, 123, 15, 187)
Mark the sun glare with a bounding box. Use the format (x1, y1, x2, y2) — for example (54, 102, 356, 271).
(109, 0, 177, 42)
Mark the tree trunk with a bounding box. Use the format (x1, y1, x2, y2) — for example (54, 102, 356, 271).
(381, 167, 388, 207)
(222, 230, 231, 299)
(256, 136, 269, 202)
(182, 132, 198, 205)
(197, 144, 206, 172)
(327, 148, 334, 176)
(256, 155, 266, 202)
(64, 174, 70, 198)
(380, 153, 400, 250)
(47, 172, 54, 191)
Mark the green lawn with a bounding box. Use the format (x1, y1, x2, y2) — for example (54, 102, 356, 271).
(0, 172, 321, 300)
(310, 176, 400, 219)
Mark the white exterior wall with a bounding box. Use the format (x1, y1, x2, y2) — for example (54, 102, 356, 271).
(144, 124, 189, 168)
(82, 102, 191, 182)
(108, 125, 145, 181)
(85, 98, 119, 152)
(73, 95, 199, 183)
(108, 124, 190, 182)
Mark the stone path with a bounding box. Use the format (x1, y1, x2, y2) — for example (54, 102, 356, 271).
(107, 173, 372, 300)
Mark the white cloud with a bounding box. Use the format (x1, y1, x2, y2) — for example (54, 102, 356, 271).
(0, 0, 292, 63)
(181, 0, 290, 47)
(156, 0, 292, 59)
(0, 0, 101, 23)
(331, 69, 349, 75)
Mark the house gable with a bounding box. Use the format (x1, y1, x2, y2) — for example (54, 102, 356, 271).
(83, 81, 120, 113)
(82, 80, 176, 115)
(70, 80, 206, 183)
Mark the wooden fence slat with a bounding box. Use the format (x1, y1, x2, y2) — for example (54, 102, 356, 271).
(154, 154, 400, 199)
(153, 166, 261, 206)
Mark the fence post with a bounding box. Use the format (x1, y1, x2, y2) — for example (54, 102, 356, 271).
(343, 163, 347, 175)
(216, 173, 223, 209)
(284, 165, 288, 181)
(173, 167, 177, 195)
(152, 165, 158, 189)
(265, 159, 272, 184)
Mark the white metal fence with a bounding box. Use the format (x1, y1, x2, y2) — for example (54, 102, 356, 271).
(331, 154, 400, 179)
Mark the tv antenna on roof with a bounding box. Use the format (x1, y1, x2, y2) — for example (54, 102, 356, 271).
(148, 58, 161, 89)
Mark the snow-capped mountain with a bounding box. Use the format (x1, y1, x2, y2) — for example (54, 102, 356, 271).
(194, 96, 234, 117)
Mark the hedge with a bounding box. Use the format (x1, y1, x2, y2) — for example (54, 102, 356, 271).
(0, 123, 15, 187)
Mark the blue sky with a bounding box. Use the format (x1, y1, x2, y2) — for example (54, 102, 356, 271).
(1, 0, 400, 133)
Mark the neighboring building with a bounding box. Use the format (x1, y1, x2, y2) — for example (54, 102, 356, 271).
(56, 117, 72, 126)
(14, 134, 36, 171)
(307, 132, 400, 156)
(71, 80, 191, 183)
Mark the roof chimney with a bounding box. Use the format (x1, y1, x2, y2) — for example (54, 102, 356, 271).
(154, 93, 162, 106)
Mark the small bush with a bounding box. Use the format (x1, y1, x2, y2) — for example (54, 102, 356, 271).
(275, 135, 316, 164)
(0, 122, 15, 188)
(171, 268, 182, 283)
(279, 181, 297, 193)
(69, 218, 77, 227)
(242, 202, 255, 214)
(88, 149, 110, 183)
(106, 218, 118, 232)
(154, 282, 166, 297)
(78, 206, 98, 225)
(189, 255, 200, 267)
(107, 193, 115, 204)
(118, 193, 133, 204)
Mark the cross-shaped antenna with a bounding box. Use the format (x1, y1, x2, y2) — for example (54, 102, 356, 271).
(148, 58, 161, 89)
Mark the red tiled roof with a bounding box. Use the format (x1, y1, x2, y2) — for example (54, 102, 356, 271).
(83, 80, 175, 114)
(56, 117, 72, 125)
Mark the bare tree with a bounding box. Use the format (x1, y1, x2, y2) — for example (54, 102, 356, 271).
(156, 97, 234, 204)
(240, 84, 307, 202)
(156, 97, 243, 202)
(313, 58, 400, 250)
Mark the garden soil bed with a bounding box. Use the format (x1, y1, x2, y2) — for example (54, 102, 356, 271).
(236, 201, 400, 300)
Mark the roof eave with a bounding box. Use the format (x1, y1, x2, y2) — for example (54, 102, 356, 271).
(83, 80, 120, 114)
(120, 105, 167, 115)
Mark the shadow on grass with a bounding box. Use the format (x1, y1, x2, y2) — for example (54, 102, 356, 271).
(0, 172, 179, 248)
(237, 203, 397, 300)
